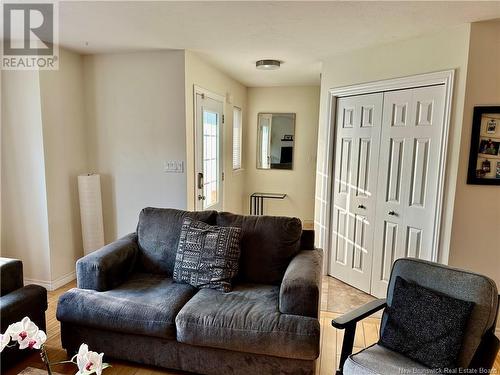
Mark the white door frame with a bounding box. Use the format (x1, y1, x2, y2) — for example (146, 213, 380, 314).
(193, 85, 226, 211)
(318, 70, 455, 276)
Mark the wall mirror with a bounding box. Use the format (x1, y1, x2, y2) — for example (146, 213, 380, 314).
(257, 113, 295, 170)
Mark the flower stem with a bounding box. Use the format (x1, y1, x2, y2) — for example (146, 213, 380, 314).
(40, 345, 53, 375)
(49, 359, 76, 365)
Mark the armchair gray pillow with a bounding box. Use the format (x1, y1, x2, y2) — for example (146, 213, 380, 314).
(379, 276, 475, 369)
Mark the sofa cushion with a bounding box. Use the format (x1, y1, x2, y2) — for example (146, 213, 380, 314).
(173, 218, 242, 292)
(57, 273, 197, 340)
(216, 213, 302, 284)
(343, 344, 430, 375)
(137, 207, 217, 275)
(175, 283, 320, 360)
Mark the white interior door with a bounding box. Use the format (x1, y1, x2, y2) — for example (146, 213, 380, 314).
(329, 93, 383, 293)
(370, 85, 446, 297)
(195, 92, 224, 211)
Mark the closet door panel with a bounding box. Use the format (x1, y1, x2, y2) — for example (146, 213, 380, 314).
(329, 93, 383, 293)
(371, 85, 445, 298)
(403, 85, 445, 261)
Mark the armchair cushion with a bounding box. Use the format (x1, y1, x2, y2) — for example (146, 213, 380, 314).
(216, 213, 302, 284)
(279, 249, 322, 318)
(57, 273, 197, 340)
(173, 218, 241, 292)
(77, 233, 138, 291)
(0, 258, 23, 296)
(137, 207, 217, 275)
(380, 276, 474, 369)
(175, 283, 320, 360)
(386, 258, 499, 368)
(343, 344, 429, 375)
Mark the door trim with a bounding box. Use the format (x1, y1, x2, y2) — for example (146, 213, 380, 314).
(193, 85, 225, 211)
(317, 70, 455, 276)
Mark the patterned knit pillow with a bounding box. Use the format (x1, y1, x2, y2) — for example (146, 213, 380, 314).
(173, 217, 242, 292)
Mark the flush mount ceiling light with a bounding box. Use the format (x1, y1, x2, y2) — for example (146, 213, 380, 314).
(256, 59, 281, 70)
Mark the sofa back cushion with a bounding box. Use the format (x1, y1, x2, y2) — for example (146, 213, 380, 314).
(216, 212, 302, 284)
(137, 207, 217, 275)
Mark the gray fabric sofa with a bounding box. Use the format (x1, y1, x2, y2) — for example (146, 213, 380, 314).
(57, 208, 322, 375)
(0, 258, 48, 370)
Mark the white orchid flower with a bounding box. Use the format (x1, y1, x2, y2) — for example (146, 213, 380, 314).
(7, 317, 39, 344)
(75, 343, 107, 375)
(86, 351, 105, 375)
(76, 343, 89, 372)
(0, 333, 11, 352)
(18, 329, 47, 350)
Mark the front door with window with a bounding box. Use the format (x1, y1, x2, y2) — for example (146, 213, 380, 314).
(195, 91, 224, 211)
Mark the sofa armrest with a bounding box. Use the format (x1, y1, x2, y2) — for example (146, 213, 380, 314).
(279, 249, 323, 318)
(0, 285, 48, 331)
(76, 233, 138, 291)
(0, 258, 24, 296)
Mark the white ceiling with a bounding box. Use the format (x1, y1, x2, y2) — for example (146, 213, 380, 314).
(58, 1, 500, 87)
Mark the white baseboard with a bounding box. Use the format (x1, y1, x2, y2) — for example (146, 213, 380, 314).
(52, 271, 76, 290)
(25, 270, 76, 292)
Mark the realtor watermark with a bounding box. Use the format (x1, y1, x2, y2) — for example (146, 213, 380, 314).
(1, 1, 59, 70)
(399, 368, 498, 374)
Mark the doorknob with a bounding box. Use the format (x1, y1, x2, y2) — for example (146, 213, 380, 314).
(198, 195, 206, 201)
(358, 204, 366, 209)
(388, 210, 397, 216)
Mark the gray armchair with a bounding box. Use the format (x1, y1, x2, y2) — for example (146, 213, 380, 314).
(0, 258, 48, 370)
(333, 258, 499, 375)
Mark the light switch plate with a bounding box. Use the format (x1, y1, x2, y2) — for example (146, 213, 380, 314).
(164, 160, 184, 173)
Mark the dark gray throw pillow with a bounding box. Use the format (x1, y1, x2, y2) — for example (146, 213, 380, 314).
(379, 276, 474, 369)
(173, 217, 241, 292)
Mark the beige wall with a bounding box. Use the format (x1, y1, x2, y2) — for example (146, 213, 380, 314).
(316, 24, 471, 263)
(1, 49, 87, 286)
(449, 20, 500, 288)
(245, 86, 320, 221)
(39, 49, 87, 282)
(84, 51, 187, 242)
(184, 51, 247, 213)
(1, 70, 52, 282)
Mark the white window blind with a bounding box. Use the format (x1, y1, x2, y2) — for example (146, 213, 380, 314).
(232, 107, 242, 170)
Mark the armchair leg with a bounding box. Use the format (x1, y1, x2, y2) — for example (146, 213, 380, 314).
(336, 322, 356, 375)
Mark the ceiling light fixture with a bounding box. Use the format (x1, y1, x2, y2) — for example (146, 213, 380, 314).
(256, 59, 281, 70)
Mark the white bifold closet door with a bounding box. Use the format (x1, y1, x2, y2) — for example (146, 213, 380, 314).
(329, 93, 383, 292)
(329, 85, 446, 297)
(370, 85, 446, 298)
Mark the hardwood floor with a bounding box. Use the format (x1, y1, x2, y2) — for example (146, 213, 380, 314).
(5, 277, 500, 374)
